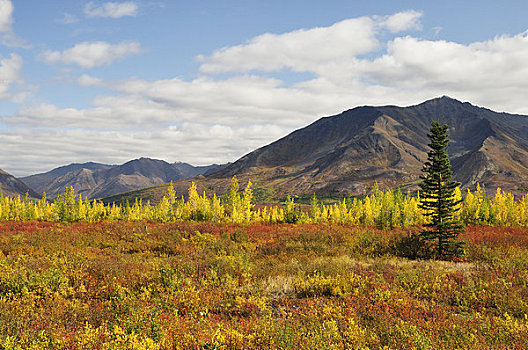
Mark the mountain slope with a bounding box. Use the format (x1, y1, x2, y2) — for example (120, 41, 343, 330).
(21, 158, 220, 199)
(0, 169, 40, 198)
(208, 96, 528, 196)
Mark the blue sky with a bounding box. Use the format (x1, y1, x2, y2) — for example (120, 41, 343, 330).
(2, 0, 528, 176)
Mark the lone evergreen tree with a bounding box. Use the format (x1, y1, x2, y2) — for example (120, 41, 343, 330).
(419, 121, 464, 259)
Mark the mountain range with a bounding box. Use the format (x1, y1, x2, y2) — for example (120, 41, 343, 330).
(18, 158, 220, 199)
(2, 96, 528, 201)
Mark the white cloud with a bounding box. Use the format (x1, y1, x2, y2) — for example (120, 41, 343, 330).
(84, 2, 138, 18)
(197, 10, 423, 75)
(358, 31, 528, 94)
(78, 74, 104, 86)
(378, 10, 423, 33)
(198, 16, 379, 74)
(7, 75, 313, 130)
(8, 97, 175, 130)
(0, 53, 22, 99)
(42, 41, 141, 68)
(197, 13, 528, 113)
(0, 0, 26, 47)
(0, 0, 13, 32)
(113, 76, 315, 125)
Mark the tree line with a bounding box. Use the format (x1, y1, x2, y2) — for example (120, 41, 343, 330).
(1, 179, 526, 227)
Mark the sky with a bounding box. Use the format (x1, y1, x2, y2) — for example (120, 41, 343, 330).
(2, 1, 528, 177)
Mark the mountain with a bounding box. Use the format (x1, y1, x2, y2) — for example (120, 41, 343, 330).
(207, 96, 528, 197)
(0, 169, 40, 198)
(21, 158, 220, 199)
(21, 162, 114, 196)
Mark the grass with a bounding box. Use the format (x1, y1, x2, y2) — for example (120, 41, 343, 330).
(0, 221, 527, 349)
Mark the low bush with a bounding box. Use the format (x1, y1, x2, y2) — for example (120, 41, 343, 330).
(0, 221, 527, 348)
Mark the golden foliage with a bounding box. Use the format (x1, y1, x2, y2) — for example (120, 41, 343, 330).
(1, 180, 528, 227)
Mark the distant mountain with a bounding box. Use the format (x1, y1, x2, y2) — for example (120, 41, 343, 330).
(0, 169, 40, 198)
(21, 158, 220, 199)
(172, 162, 221, 179)
(207, 96, 528, 196)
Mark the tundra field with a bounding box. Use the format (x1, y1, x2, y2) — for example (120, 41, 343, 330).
(0, 220, 527, 349)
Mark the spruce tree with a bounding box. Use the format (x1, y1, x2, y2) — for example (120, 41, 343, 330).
(419, 121, 464, 259)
